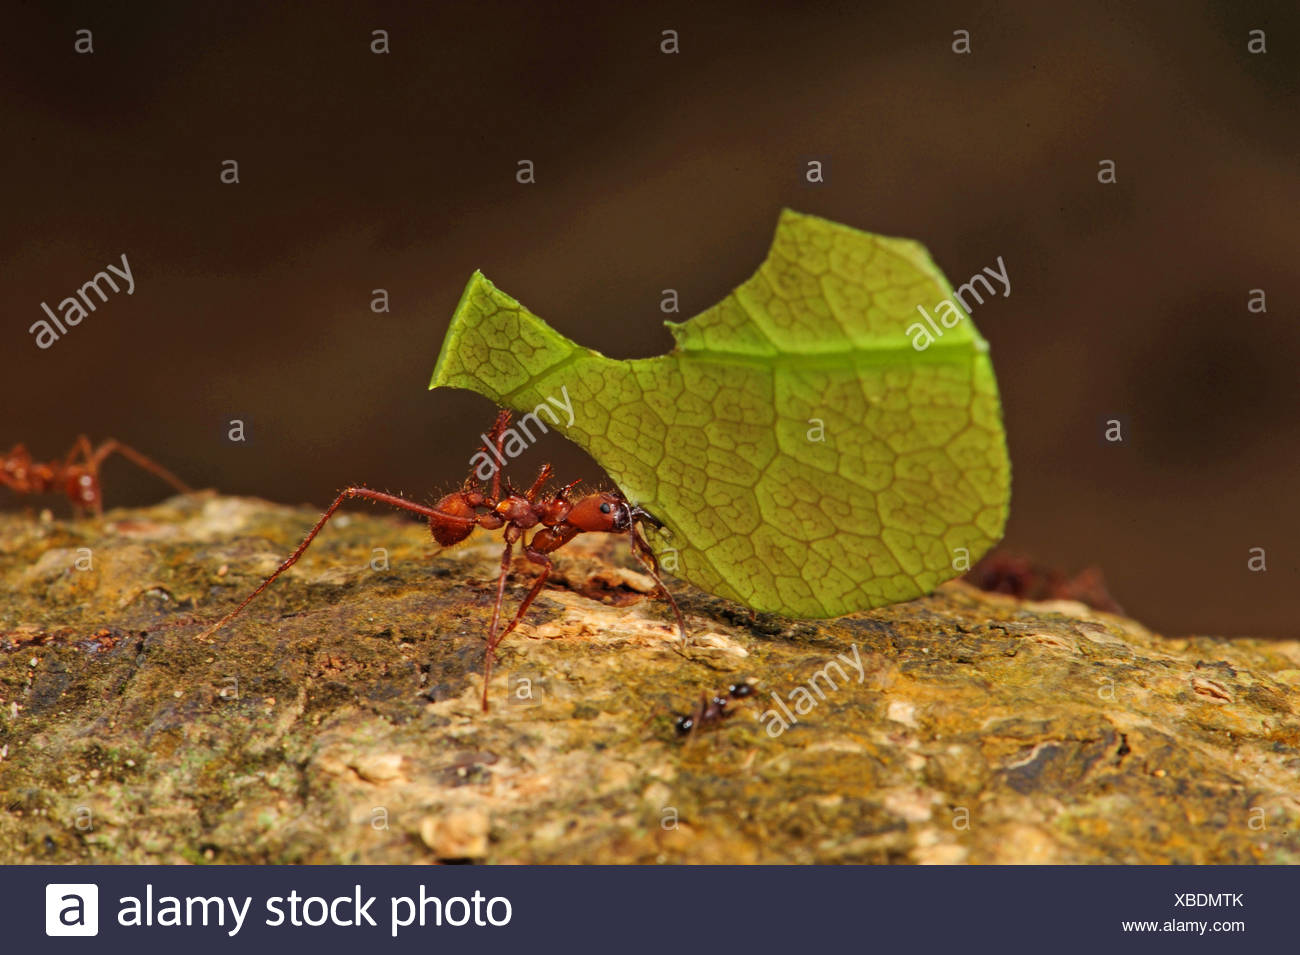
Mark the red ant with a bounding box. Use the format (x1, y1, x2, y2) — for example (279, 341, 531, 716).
(674, 681, 755, 739)
(0, 435, 192, 517)
(965, 552, 1124, 615)
(201, 410, 687, 711)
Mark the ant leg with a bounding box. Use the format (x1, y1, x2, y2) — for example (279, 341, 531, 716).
(628, 524, 688, 643)
(67, 435, 95, 467)
(90, 438, 193, 496)
(482, 544, 553, 712)
(490, 547, 553, 651)
(524, 463, 553, 501)
(481, 526, 522, 711)
(555, 478, 582, 502)
(64, 436, 104, 517)
(201, 486, 455, 639)
(481, 410, 512, 501)
(689, 693, 707, 743)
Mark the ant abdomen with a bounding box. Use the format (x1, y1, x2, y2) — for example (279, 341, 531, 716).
(429, 491, 478, 546)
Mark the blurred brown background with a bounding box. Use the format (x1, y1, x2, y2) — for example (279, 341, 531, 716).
(2, 2, 1296, 636)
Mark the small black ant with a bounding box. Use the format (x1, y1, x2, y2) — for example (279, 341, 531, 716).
(674, 681, 755, 738)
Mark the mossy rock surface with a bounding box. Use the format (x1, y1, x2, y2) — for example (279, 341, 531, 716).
(1, 493, 1297, 863)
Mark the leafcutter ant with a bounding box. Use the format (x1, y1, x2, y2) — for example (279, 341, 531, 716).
(201, 410, 687, 711)
(0, 435, 191, 517)
(674, 680, 755, 739)
(965, 552, 1123, 614)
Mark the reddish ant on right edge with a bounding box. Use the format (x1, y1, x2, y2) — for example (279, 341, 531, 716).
(202, 410, 688, 711)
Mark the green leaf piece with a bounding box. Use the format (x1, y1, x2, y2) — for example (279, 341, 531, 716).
(430, 209, 1011, 619)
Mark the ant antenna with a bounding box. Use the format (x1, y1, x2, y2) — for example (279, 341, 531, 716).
(627, 520, 688, 645)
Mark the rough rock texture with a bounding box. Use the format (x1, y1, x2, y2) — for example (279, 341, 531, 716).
(1, 493, 1297, 864)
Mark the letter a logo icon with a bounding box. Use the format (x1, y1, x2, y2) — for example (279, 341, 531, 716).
(45, 884, 99, 936)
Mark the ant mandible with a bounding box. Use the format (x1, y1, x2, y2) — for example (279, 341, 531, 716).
(0, 435, 192, 517)
(202, 410, 688, 711)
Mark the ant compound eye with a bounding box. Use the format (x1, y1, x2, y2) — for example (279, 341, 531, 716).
(600, 502, 612, 514)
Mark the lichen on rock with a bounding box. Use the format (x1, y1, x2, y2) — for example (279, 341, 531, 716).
(1, 493, 1297, 863)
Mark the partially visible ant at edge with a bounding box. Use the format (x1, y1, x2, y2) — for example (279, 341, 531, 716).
(965, 551, 1124, 615)
(674, 680, 756, 740)
(201, 409, 689, 712)
(1, 436, 192, 518)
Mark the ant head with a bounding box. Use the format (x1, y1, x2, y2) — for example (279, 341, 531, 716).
(566, 493, 671, 541)
(566, 492, 630, 533)
(728, 681, 755, 699)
